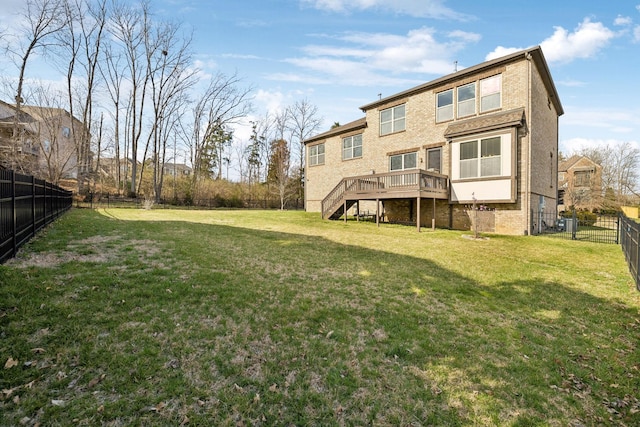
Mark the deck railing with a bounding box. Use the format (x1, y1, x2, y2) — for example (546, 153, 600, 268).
(0, 169, 73, 263)
(322, 169, 448, 219)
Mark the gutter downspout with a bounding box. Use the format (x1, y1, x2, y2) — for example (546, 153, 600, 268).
(525, 52, 533, 235)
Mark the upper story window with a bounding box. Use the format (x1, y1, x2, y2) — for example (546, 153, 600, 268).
(436, 73, 503, 122)
(342, 134, 362, 160)
(426, 147, 442, 173)
(459, 136, 501, 179)
(480, 74, 501, 112)
(309, 143, 325, 166)
(574, 170, 592, 187)
(436, 90, 453, 123)
(380, 104, 405, 135)
(457, 82, 476, 118)
(62, 127, 71, 138)
(390, 151, 417, 171)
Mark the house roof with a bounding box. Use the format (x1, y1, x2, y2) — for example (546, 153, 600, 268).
(360, 46, 563, 117)
(443, 108, 525, 139)
(559, 155, 600, 172)
(304, 117, 367, 145)
(0, 100, 37, 124)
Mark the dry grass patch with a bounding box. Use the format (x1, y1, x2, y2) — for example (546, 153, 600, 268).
(1, 208, 639, 426)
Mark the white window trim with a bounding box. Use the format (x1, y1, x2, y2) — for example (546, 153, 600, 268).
(436, 89, 454, 123)
(342, 134, 362, 160)
(380, 104, 406, 135)
(456, 136, 502, 179)
(389, 151, 417, 171)
(480, 75, 502, 113)
(309, 143, 325, 166)
(457, 82, 476, 119)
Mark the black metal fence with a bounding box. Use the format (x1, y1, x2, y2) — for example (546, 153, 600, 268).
(0, 169, 73, 263)
(532, 211, 620, 244)
(75, 192, 304, 211)
(620, 214, 640, 291)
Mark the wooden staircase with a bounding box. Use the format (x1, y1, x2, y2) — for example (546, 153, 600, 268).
(321, 170, 449, 220)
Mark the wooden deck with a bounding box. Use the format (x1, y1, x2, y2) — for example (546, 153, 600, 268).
(322, 170, 449, 223)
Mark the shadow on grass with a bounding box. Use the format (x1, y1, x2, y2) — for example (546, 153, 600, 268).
(1, 209, 638, 426)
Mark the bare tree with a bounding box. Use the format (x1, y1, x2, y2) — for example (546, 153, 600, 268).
(3, 0, 66, 172)
(188, 72, 252, 200)
(99, 37, 126, 193)
(141, 20, 197, 201)
(57, 0, 108, 195)
(288, 98, 322, 201)
(578, 142, 640, 207)
(30, 85, 77, 183)
(110, 0, 153, 196)
(267, 109, 293, 209)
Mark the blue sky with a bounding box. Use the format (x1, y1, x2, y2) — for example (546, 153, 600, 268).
(176, 0, 639, 156)
(2, 0, 639, 159)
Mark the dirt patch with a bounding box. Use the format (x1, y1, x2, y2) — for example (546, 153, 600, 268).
(7, 236, 165, 269)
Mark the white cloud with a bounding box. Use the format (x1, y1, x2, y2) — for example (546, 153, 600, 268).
(485, 18, 616, 65)
(540, 19, 616, 64)
(634, 25, 640, 42)
(485, 46, 522, 61)
(254, 89, 287, 115)
(278, 27, 480, 86)
(614, 15, 632, 26)
(557, 79, 587, 87)
(300, 0, 472, 20)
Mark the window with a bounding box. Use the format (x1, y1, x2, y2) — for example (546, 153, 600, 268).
(574, 170, 592, 187)
(426, 147, 441, 173)
(480, 75, 501, 112)
(389, 152, 417, 171)
(480, 137, 501, 176)
(309, 143, 325, 166)
(436, 90, 453, 122)
(62, 127, 71, 138)
(457, 83, 476, 118)
(459, 141, 478, 179)
(458, 136, 501, 179)
(342, 134, 362, 160)
(380, 104, 405, 135)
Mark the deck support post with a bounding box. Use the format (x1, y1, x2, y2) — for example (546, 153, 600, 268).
(417, 196, 421, 232)
(356, 200, 360, 222)
(376, 198, 380, 227)
(344, 200, 347, 223)
(432, 197, 436, 231)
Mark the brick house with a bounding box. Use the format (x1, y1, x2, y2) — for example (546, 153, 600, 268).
(303, 46, 563, 235)
(557, 155, 602, 212)
(0, 100, 91, 183)
(0, 100, 40, 171)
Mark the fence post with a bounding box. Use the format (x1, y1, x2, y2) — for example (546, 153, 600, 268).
(31, 175, 36, 239)
(11, 170, 17, 259)
(572, 210, 577, 240)
(616, 213, 620, 245)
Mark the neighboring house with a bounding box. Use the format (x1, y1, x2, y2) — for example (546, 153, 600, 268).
(304, 46, 563, 235)
(0, 100, 91, 184)
(98, 157, 141, 188)
(163, 163, 192, 177)
(0, 100, 40, 170)
(557, 155, 602, 212)
(20, 104, 91, 182)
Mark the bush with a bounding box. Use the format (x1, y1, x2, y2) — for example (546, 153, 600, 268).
(561, 210, 597, 226)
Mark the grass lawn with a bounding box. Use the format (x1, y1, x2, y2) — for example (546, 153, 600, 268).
(1, 208, 639, 426)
